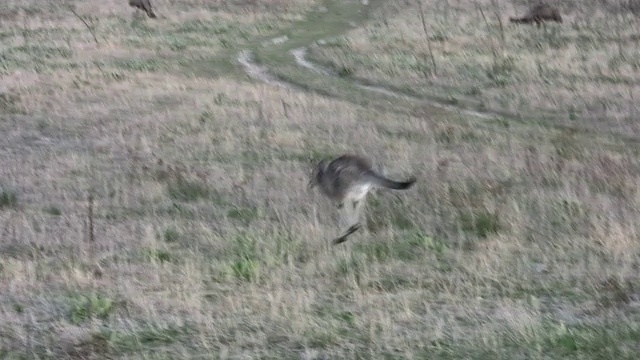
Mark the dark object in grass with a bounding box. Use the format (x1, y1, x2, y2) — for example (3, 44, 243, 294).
(509, 3, 562, 27)
(333, 223, 362, 245)
(129, 0, 157, 19)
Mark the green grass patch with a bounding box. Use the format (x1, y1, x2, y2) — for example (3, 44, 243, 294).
(0, 188, 18, 209)
(68, 292, 115, 324)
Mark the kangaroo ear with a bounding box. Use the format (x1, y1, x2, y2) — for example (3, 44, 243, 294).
(308, 160, 323, 181)
(312, 159, 328, 171)
(307, 161, 325, 190)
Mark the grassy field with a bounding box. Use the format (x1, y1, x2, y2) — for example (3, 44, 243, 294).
(308, 0, 640, 138)
(1, 0, 640, 358)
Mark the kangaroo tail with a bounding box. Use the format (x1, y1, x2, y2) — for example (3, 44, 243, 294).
(366, 171, 416, 190)
(509, 17, 531, 24)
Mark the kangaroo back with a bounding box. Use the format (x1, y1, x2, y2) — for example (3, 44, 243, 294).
(510, 4, 562, 25)
(130, 0, 156, 18)
(509, 17, 533, 24)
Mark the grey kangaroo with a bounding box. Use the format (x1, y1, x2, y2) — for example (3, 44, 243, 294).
(129, 0, 157, 19)
(509, 3, 562, 27)
(308, 154, 416, 244)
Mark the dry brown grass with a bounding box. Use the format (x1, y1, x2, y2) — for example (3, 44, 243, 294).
(1, 0, 640, 359)
(309, 0, 640, 135)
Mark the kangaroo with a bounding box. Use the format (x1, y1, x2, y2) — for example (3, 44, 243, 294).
(308, 154, 416, 244)
(129, 0, 157, 19)
(509, 3, 562, 27)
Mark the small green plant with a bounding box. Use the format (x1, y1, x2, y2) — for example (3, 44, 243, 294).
(69, 293, 114, 324)
(104, 71, 126, 82)
(432, 31, 448, 42)
(0, 93, 23, 114)
(232, 233, 258, 260)
(445, 96, 459, 105)
(407, 232, 446, 257)
(337, 65, 354, 77)
(213, 93, 231, 105)
(459, 210, 500, 238)
(542, 323, 579, 354)
(163, 227, 180, 243)
(43, 206, 62, 215)
(219, 38, 231, 48)
(334, 311, 355, 326)
(199, 110, 214, 124)
(0, 189, 18, 209)
(145, 249, 172, 263)
(231, 258, 258, 282)
(229, 233, 260, 282)
(13, 303, 24, 314)
(96, 324, 187, 353)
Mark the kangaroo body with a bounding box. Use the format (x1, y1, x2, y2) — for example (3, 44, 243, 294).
(509, 3, 562, 27)
(308, 154, 416, 244)
(129, 0, 157, 18)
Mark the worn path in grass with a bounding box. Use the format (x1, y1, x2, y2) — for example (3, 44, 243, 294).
(213, 0, 640, 152)
(234, 0, 498, 120)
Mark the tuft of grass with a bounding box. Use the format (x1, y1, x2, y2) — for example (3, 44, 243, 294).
(69, 293, 115, 325)
(229, 233, 260, 282)
(407, 232, 448, 257)
(145, 249, 173, 264)
(96, 324, 190, 355)
(459, 209, 501, 239)
(0, 188, 18, 209)
(43, 206, 62, 216)
(0, 93, 24, 114)
(163, 227, 180, 243)
(230, 258, 259, 282)
(337, 65, 354, 77)
(13, 303, 24, 314)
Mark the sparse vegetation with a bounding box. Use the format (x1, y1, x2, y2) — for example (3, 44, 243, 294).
(0, 188, 18, 209)
(162, 226, 180, 242)
(43, 205, 62, 215)
(1, 0, 640, 358)
(69, 292, 115, 324)
(308, 0, 640, 138)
